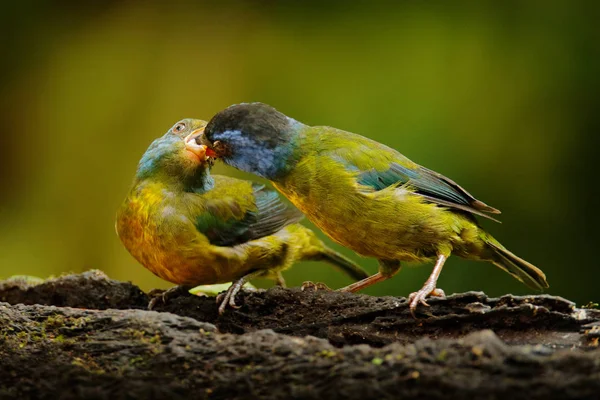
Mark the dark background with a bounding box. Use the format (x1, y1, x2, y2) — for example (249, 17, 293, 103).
(1, 1, 598, 304)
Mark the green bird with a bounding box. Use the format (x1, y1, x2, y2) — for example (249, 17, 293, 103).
(198, 103, 549, 315)
(116, 118, 368, 314)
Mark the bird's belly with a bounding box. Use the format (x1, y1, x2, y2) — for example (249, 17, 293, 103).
(117, 205, 234, 286)
(275, 183, 452, 262)
(311, 210, 438, 261)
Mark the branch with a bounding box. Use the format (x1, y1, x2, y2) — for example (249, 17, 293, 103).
(1, 271, 599, 399)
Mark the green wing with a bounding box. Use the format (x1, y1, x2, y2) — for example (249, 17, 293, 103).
(320, 127, 500, 221)
(195, 178, 303, 246)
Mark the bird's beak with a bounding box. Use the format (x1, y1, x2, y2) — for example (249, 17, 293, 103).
(194, 133, 219, 157)
(184, 128, 209, 160)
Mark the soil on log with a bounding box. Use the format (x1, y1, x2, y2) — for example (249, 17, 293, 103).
(1, 270, 599, 400)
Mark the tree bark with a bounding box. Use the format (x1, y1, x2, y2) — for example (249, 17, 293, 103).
(1, 270, 599, 399)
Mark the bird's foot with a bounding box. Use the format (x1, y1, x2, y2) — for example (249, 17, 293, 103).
(216, 271, 264, 315)
(148, 285, 190, 310)
(407, 286, 445, 318)
(301, 281, 332, 292)
(216, 291, 238, 315)
(216, 283, 247, 315)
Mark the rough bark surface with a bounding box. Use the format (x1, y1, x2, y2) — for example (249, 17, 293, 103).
(1, 270, 599, 400)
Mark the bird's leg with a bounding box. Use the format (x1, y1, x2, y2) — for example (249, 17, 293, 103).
(408, 254, 448, 317)
(338, 259, 401, 293)
(337, 272, 386, 292)
(148, 285, 191, 310)
(217, 270, 264, 315)
(276, 272, 286, 287)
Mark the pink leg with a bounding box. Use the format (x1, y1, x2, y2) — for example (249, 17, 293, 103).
(408, 254, 448, 317)
(338, 272, 389, 293)
(339, 259, 401, 293)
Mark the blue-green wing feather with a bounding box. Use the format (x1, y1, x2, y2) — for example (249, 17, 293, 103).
(357, 162, 501, 221)
(323, 132, 500, 220)
(195, 183, 303, 246)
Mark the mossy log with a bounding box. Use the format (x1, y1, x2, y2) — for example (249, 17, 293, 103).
(1, 270, 599, 399)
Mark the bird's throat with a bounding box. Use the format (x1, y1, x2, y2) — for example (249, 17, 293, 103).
(186, 167, 215, 194)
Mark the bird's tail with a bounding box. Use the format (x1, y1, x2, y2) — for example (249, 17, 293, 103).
(314, 247, 370, 281)
(296, 227, 369, 281)
(484, 235, 548, 290)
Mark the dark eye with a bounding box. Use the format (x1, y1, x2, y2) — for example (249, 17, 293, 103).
(172, 122, 186, 133)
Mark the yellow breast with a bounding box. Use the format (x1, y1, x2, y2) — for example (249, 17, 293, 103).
(116, 183, 222, 285)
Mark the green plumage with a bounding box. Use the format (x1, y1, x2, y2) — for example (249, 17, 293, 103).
(116, 119, 368, 311)
(194, 180, 302, 247)
(277, 124, 546, 286)
(201, 103, 549, 311)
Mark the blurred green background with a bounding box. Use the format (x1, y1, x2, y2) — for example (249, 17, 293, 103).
(1, 2, 598, 304)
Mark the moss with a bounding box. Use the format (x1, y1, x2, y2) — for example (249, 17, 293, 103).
(45, 314, 67, 328)
(149, 334, 161, 344)
(51, 334, 76, 345)
(43, 314, 91, 340)
(582, 302, 599, 309)
(71, 355, 105, 374)
(316, 349, 337, 358)
(436, 349, 448, 362)
(125, 328, 148, 340)
(1, 275, 45, 285)
(124, 328, 162, 344)
(236, 364, 255, 372)
(16, 331, 29, 348)
(122, 328, 163, 356)
(129, 356, 146, 366)
(0, 312, 91, 350)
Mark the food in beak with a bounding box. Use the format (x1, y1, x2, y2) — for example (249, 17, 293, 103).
(194, 134, 218, 157)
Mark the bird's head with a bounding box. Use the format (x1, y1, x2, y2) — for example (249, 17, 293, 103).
(198, 102, 303, 180)
(137, 118, 213, 181)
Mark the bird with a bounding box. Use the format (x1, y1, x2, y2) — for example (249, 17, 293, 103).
(116, 118, 369, 314)
(198, 102, 549, 316)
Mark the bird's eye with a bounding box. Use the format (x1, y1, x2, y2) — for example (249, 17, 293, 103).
(172, 122, 186, 133)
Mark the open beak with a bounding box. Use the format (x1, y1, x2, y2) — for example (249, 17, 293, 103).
(193, 132, 219, 157)
(184, 128, 208, 160)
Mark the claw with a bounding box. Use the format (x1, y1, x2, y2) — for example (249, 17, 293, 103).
(228, 295, 241, 309)
(217, 287, 239, 315)
(216, 270, 263, 315)
(408, 286, 446, 317)
(147, 285, 189, 310)
(301, 281, 332, 292)
(217, 292, 230, 315)
(407, 254, 449, 318)
(147, 296, 162, 311)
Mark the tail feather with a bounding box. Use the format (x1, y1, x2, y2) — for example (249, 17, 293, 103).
(314, 248, 370, 281)
(487, 241, 548, 290)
